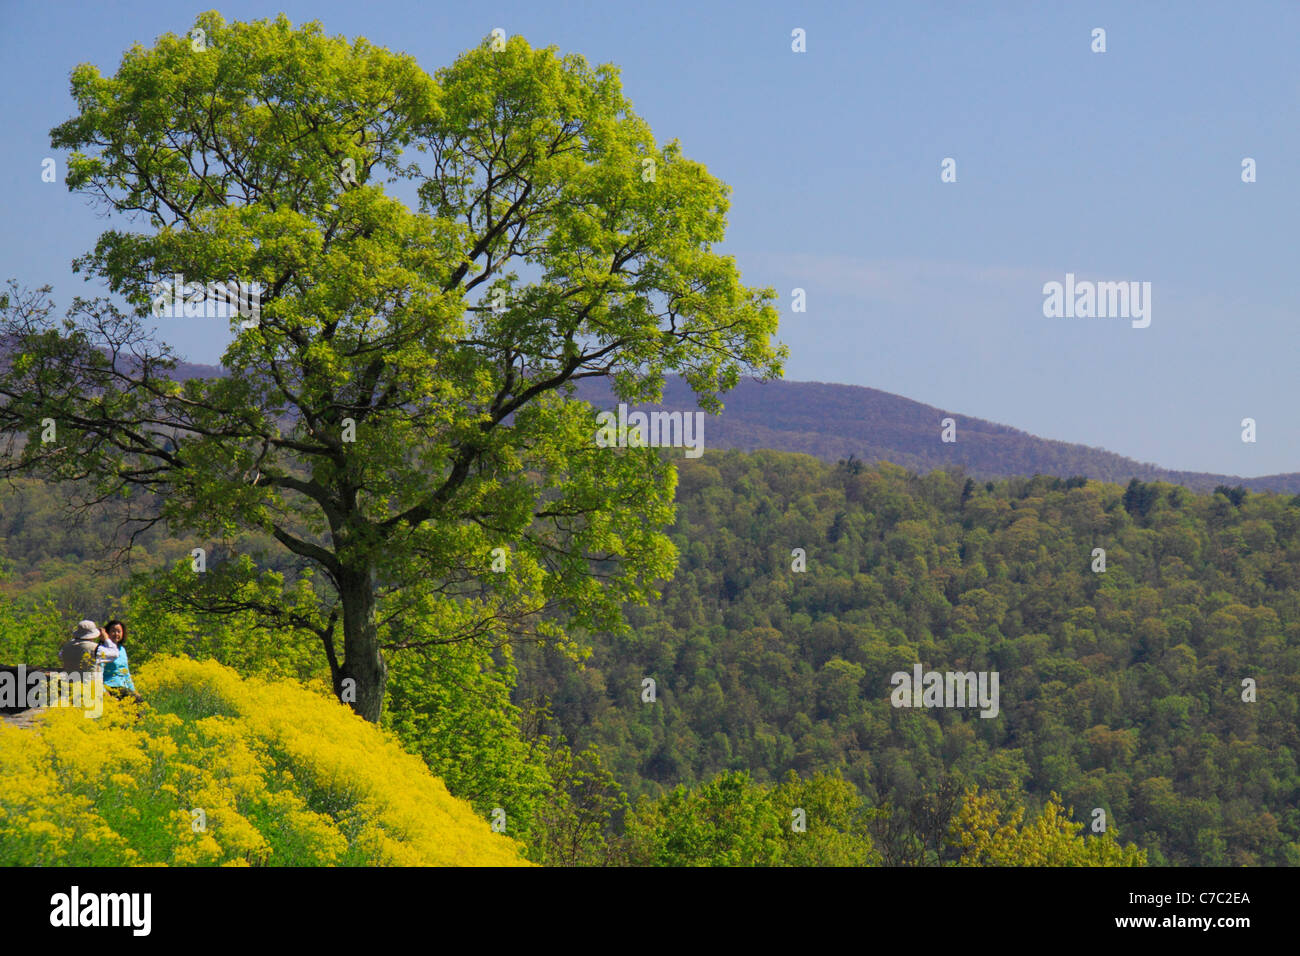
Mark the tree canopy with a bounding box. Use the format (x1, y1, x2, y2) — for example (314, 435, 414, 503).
(0, 12, 785, 721)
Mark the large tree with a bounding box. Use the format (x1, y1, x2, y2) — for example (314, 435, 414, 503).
(0, 13, 783, 721)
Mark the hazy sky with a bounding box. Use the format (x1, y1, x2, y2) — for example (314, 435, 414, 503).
(2, 0, 1296, 475)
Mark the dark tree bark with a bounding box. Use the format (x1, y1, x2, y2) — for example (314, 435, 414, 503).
(336, 564, 386, 722)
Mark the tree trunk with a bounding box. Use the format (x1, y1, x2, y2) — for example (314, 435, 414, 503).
(336, 564, 386, 722)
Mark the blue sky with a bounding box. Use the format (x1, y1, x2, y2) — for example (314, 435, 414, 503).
(2, 0, 1296, 475)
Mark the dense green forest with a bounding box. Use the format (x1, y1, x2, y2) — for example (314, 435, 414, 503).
(514, 452, 1300, 865)
(4, 450, 1296, 865)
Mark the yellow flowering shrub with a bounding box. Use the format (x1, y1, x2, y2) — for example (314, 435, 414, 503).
(0, 656, 530, 866)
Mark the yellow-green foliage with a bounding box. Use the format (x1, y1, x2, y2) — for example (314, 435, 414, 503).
(0, 657, 530, 866)
(948, 786, 1146, 866)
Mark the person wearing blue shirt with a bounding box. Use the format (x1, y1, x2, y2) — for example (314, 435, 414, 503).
(101, 619, 139, 699)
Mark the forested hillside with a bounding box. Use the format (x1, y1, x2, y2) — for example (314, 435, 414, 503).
(3, 452, 1295, 865)
(515, 451, 1300, 865)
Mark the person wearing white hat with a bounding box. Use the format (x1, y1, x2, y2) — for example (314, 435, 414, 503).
(59, 621, 101, 675)
(58, 620, 118, 676)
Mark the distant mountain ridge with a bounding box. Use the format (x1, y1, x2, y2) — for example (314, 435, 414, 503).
(103, 357, 1300, 494)
(570, 377, 1300, 494)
